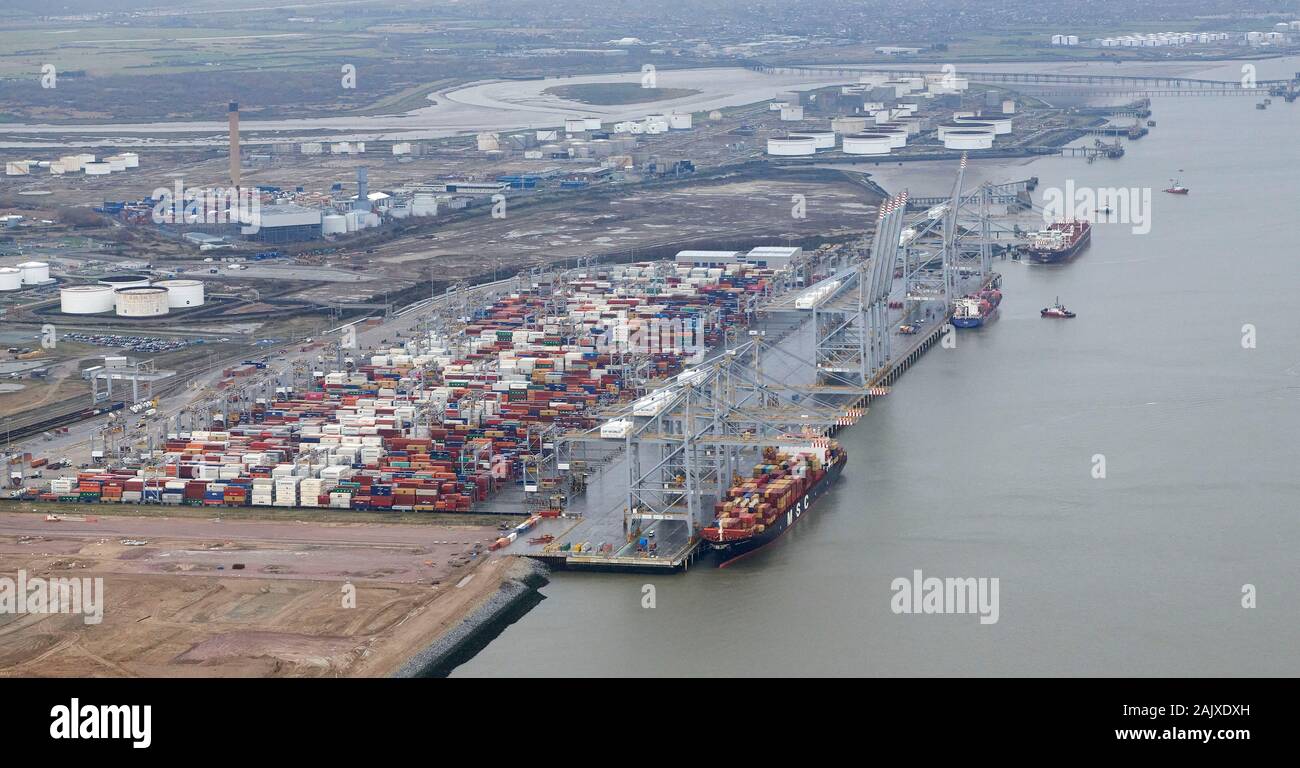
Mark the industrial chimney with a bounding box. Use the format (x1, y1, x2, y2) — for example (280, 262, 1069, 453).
(355, 167, 369, 211)
(228, 101, 241, 189)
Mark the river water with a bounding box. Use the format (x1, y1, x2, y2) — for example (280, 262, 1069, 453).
(453, 60, 1300, 677)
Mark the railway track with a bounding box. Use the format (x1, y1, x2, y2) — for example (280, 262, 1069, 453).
(0, 345, 296, 447)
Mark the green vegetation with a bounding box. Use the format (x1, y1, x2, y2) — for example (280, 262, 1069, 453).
(543, 82, 700, 105)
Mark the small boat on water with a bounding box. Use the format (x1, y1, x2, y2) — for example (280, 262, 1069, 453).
(1164, 178, 1189, 195)
(1041, 298, 1076, 319)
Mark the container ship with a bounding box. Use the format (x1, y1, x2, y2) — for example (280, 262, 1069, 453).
(1025, 220, 1091, 264)
(951, 286, 1000, 329)
(701, 439, 846, 566)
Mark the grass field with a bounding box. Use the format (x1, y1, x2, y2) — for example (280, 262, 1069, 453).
(543, 82, 701, 105)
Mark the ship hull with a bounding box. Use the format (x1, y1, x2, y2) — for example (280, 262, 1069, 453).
(950, 316, 984, 328)
(1026, 228, 1091, 264)
(708, 456, 846, 567)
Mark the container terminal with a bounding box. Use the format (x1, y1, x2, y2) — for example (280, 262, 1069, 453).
(4, 155, 1025, 574)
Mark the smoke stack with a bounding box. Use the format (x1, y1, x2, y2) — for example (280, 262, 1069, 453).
(228, 101, 241, 189)
(355, 167, 368, 211)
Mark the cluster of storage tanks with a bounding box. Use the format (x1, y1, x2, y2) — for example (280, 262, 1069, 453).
(299, 142, 367, 155)
(853, 73, 970, 98)
(768, 126, 907, 156)
(1245, 29, 1293, 45)
(1095, 31, 1233, 47)
(940, 112, 1012, 150)
(322, 209, 384, 234)
(4, 153, 139, 177)
(767, 107, 1011, 156)
(0, 261, 51, 290)
(610, 113, 692, 135)
(59, 276, 205, 316)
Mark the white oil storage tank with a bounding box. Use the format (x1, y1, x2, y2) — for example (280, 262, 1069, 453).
(60, 284, 116, 314)
(938, 121, 994, 140)
(956, 115, 1012, 135)
(17, 261, 49, 284)
(98, 274, 151, 290)
(842, 133, 894, 155)
(871, 124, 909, 148)
(831, 117, 869, 134)
(943, 129, 994, 150)
(0, 267, 20, 291)
(669, 112, 692, 130)
(766, 136, 817, 156)
(114, 286, 170, 317)
(152, 279, 205, 308)
(322, 214, 347, 235)
(788, 131, 836, 150)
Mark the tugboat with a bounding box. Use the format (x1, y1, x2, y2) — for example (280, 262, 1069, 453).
(1163, 178, 1189, 195)
(1040, 297, 1076, 318)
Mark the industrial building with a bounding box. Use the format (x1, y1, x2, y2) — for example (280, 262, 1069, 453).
(675, 247, 800, 270)
(247, 203, 323, 243)
(744, 246, 801, 270)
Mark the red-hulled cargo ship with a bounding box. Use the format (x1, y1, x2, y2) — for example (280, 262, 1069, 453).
(1025, 220, 1091, 264)
(701, 439, 846, 567)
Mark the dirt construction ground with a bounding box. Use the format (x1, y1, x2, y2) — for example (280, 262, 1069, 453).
(0, 512, 511, 677)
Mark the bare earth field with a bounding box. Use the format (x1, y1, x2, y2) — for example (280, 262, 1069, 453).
(0, 511, 511, 677)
